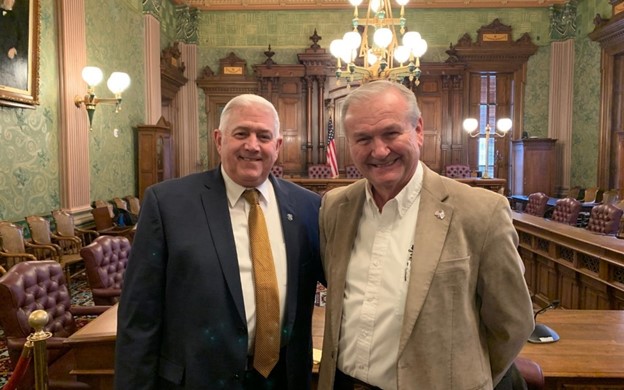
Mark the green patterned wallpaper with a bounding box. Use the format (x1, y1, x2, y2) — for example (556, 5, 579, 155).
(524, 46, 551, 139)
(0, 1, 59, 221)
(85, 0, 145, 203)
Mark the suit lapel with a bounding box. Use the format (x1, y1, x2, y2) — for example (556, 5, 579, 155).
(271, 178, 300, 336)
(200, 169, 246, 324)
(398, 166, 453, 357)
(328, 183, 366, 343)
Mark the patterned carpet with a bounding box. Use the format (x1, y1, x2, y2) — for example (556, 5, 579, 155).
(0, 271, 94, 387)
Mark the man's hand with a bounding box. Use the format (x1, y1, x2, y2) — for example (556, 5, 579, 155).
(7, 47, 17, 59)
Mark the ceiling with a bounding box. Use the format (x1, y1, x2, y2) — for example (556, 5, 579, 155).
(173, 0, 567, 11)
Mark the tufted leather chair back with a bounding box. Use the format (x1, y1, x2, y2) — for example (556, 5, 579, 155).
(445, 164, 471, 178)
(80, 235, 131, 305)
(308, 164, 332, 178)
(586, 204, 624, 235)
(525, 192, 549, 217)
(345, 165, 363, 179)
(0, 261, 75, 366)
(551, 197, 582, 226)
(270, 164, 284, 178)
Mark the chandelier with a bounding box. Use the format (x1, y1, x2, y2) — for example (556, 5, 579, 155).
(329, 0, 427, 86)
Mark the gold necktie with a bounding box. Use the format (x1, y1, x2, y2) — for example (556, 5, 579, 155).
(242, 189, 280, 378)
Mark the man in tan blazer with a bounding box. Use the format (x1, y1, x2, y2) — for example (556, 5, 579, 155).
(318, 81, 534, 390)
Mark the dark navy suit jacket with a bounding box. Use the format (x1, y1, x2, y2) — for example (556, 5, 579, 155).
(115, 168, 321, 389)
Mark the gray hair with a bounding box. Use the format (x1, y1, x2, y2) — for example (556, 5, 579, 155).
(340, 80, 421, 127)
(219, 94, 280, 136)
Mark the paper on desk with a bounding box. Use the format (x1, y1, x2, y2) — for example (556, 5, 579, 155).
(313, 348, 322, 364)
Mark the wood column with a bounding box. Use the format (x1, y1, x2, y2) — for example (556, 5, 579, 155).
(176, 42, 200, 176)
(57, 0, 91, 224)
(143, 14, 161, 124)
(548, 40, 574, 196)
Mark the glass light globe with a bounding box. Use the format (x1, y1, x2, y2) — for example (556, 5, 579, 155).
(349, 0, 363, 5)
(394, 45, 410, 64)
(496, 118, 512, 132)
(367, 51, 378, 66)
(396, 0, 409, 5)
(107, 72, 131, 94)
(370, 0, 382, 13)
(343, 31, 362, 50)
(412, 38, 428, 58)
(402, 31, 421, 50)
(330, 39, 345, 58)
(81, 66, 103, 87)
(373, 28, 393, 49)
(463, 118, 479, 133)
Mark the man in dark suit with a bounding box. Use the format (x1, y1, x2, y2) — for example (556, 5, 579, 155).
(115, 94, 321, 389)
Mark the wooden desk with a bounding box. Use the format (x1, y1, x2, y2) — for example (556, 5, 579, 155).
(512, 211, 624, 309)
(519, 310, 624, 389)
(286, 178, 357, 194)
(64, 304, 118, 389)
(312, 307, 624, 390)
(287, 177, 506, 195)
(455, 177, 506, 192)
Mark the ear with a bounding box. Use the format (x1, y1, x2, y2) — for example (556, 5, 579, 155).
(213, 129, 223, 154)
(415, 117, 424, 146)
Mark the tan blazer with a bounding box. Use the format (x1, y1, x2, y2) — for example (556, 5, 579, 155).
(318, 164, 534, 390)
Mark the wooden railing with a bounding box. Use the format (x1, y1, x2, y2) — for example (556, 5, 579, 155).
(512, 211, 624, 310)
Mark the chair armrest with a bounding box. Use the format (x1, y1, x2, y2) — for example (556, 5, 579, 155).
(51, 233, 82, 245)
(69, 305, 111, 316)
(0, 251, 37, 262)
(91, 288, 122, 298)
(25, 242, 61, 260)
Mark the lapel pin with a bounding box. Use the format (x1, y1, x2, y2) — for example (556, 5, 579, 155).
(287, 213, 293, 221)
(434, 210, 445, 220)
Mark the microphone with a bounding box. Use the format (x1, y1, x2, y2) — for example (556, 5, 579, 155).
(528, 299, 560, 344)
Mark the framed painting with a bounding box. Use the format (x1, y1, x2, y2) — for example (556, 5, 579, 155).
(0, 0, 39, 108)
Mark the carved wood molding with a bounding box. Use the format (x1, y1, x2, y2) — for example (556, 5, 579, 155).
(446, 19, 538, 70)
(196, 52, 258, 97)
(589, 12, 624, 55)
(161, 42, 188, 103)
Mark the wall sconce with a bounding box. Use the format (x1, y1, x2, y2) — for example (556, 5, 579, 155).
(74, 66, 131, 130)
(463, 117, 512, 179)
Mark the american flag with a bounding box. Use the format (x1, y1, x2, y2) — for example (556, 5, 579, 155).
(326, 116, 339, 178)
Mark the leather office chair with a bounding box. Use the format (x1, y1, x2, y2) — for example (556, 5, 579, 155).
(550, 197, 582, 226)
(270, 164, 284, 178)
(307, 164, 332, 179)
(586, 203, 623, 235)
(345, 164, 363, 179)
(51, 209, 99, 246)
(445, 164, 471, 178)
(0, 260, 107, 389)
(80, 235, 130, 305)
(525, 192, 549, 217)
(25, 215, 84, 284)
(514, 357, 544, 390)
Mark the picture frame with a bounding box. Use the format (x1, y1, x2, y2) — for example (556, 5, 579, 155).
(0, 0, 40, 108)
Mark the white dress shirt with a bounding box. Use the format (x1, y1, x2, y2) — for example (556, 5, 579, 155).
(338, 163, 423, 389)
(221, 168, 287, 354)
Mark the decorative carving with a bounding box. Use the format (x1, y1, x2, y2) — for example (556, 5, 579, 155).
(175, 5, 199, 44)
(549, 0, 577, 41)
(142, 0, 162, 19)
(446, 19, 538, 69)
(309, 29, 322, 51)
(160, 42, 188, 103)
(263, 45, 276, 67)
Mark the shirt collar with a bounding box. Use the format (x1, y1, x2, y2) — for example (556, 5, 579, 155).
(364, 162, 423, 216)
(221, 165, 272, 207)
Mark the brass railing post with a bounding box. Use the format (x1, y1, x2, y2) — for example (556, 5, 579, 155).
(28, 309, 52, 390)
